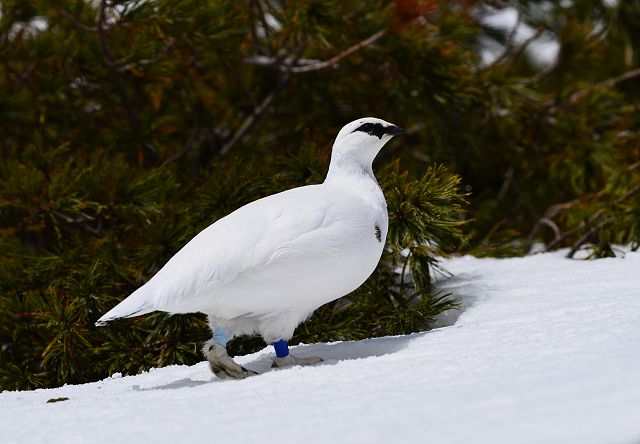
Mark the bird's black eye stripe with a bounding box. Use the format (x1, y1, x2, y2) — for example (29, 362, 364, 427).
(352, 122, 387, 139)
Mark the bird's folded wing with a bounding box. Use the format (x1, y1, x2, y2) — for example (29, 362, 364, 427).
(147, 185, 363, 312)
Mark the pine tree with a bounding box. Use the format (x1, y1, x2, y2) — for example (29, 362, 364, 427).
(1, 0, 638, 389)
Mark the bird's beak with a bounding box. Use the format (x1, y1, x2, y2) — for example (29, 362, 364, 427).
(386, 126, 405, 136)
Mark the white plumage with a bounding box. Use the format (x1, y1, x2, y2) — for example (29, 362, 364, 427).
(97, 117, 402, 376)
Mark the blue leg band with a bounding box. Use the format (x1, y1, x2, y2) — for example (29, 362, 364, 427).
(213, 327, 228, 347)
(273, 339, 289, 358)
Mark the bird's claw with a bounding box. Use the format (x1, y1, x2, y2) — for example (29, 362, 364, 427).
(272, 354, 323, 368)
(204, 342, 258, 380)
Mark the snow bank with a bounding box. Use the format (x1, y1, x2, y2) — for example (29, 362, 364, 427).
(2, 250, 640, 444)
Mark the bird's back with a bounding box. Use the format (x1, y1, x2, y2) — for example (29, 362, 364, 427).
(97, 179, 387, 324)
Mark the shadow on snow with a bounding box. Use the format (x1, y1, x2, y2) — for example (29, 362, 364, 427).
(138, 269, 479, 390)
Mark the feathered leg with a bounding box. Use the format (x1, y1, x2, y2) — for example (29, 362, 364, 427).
(203, 327, 257, 379)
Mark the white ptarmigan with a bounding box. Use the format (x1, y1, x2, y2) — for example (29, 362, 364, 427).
(96, 117, 403, 379)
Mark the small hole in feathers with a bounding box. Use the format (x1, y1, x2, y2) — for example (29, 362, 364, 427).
(375, 225, 382, 242)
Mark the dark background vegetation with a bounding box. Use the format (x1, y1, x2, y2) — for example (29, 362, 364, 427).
(1, 0, 638, 390)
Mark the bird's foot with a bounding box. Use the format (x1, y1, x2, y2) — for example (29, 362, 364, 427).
(272, 354, 323, 368)
(203, 341, 258, 380)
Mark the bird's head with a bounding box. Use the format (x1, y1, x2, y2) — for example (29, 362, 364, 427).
(330, 117, 403, 170)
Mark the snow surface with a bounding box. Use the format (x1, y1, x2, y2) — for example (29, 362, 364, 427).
(2, 250, 640, 444)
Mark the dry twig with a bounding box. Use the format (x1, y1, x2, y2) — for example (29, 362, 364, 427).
(568, 66, 640, 103)
(218, 46, 304, 156)
(219, 29, 386, 156)
(117, 39, 177, 72)
(245, 30, 386, 73)
(288, 30, 386, 73)
(59, 9, 98, 33)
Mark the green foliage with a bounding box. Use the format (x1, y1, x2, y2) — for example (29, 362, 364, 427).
(463, 0, 640, 256)
(0, 138, 466, 390)
(1, 0, 639, 389)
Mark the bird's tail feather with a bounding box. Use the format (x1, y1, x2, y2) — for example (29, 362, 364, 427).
(95, 286, 156, 326)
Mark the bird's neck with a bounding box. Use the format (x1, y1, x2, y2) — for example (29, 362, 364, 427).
(324, 155, 385, 210)
(325, 153, 376, 184)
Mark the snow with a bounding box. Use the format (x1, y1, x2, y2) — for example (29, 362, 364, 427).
(2, 250, 640, 444)
(477, 6, 560, 68)
(6, 16, 48, 40)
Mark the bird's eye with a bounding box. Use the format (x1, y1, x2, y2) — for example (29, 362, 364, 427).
(352, 122, 386, 139)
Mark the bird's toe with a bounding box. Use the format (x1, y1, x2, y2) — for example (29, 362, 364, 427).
(204, 343, 257, 380)
(213, 363, 249, 380)
(272, 354, 323, 368)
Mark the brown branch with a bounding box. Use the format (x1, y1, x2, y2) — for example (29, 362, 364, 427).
(3, 61, 37, 93)
(218, 72, 290, 156)
(410, 150, 431, 164)
(252, 0, 275, 55)
(94, 0, 155, 165)
(52, 210, 104, 236)
(496, 166, 514, 201)
(544, 207, 603, 252)
(96, 0, 140, 129)
(248, 2, 261, 51)
(218, 46, 305, 156)
(568, 66, 640, 103)
(614, 183, 640, 208)
(486, 9, 524, 68)
(289, 29, 386, 73)
(524, 25, 616, 87)
(96, 2, 116, 68)
(244, 55, 322, 68)
(530, 65, 640, 121)
(504, 28, 545, 69)
(528, 217, 561, 244)
(245, 30, 386, 74)
(59, 9, 98, 33)
(221, 56, 258, 108)
(217, 30, 386, 156)
(524, 55, 561, 85)
(163, 115, 201, 165)
(117, 39, 177, 72)
(544, 183, 640, 254)
(500, 8, 523, 57)
(566, 218, 610, 259)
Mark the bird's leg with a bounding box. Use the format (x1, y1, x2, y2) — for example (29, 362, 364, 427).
(271, 339, 323, 368)
(203, 327, 257, 379)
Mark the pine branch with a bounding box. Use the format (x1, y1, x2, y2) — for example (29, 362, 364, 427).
(573, 183, 640, 257)
(117, 39, 177, 72)
(162, 113, 201, 165)
(568, 66, 640, 103)
(245, 30, 386, 73)
(288, 30, 386, 73)
(542, 183, 640, 254)
(523, 52, 562, 85)
(504, 28, 545, 69)
(218, 45, 305, 156)
(59, 9, 98, 33)
(3, 61, 37, 93)
(95, 0, 140, 130)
